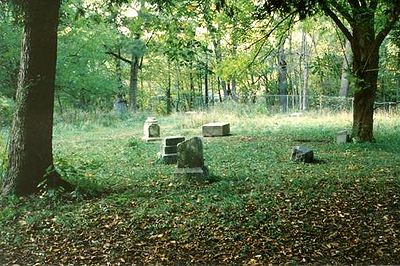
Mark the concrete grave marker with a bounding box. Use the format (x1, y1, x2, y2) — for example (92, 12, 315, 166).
(175, 137, 208, 179)
(292, 146, 314, 163)
(159, 136, 185, 164)
(202, 122, 230, 137)
(143, 117, 160, 141)
(336, 130, 349, 144)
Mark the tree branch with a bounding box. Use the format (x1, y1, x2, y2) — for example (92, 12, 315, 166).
(322, 5, 353, 43)
(104, 47, 132, 65)
(373, 11, 399, 50)
(330, 1, 354, 25)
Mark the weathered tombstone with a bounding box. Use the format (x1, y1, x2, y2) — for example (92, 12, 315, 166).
(290, 112, 303, 117)
(175, 137, 208, 180)
(336, 130, 349, 144)
(143, 117, 160, 141)
(159, 136, 185, 164)
(113, 95, 127, 116)
(202, 122, 230, 137)
(291, 146, 314, 163)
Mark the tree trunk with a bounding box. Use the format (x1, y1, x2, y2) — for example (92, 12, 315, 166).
(3, 0, 66, 196)
(339, 40, 352, 97)
(204, 51, 209, 107)
(129, 54, 140, 112)
(116, 48, 124, 91)
(166, 60, 172, 114)
(278, 40, 288, 112)
(350, 15, 381, 142)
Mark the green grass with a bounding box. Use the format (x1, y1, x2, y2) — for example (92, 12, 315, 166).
(1, 108, 400, 264)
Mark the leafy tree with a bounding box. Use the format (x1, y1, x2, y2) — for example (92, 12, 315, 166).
(257, 0, 400, 141)
(2, 0, 71, 196)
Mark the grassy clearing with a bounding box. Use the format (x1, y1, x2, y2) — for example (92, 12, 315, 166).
(1, 107, 400, 264)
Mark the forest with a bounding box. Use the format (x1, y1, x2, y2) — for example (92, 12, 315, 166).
(1, 0, 400, 264)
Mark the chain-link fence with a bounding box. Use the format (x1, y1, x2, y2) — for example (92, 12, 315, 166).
(259, 95, 354, 113)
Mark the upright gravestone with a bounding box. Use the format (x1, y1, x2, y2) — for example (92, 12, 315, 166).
(202, 122, 230, 137)
(143, 117, 160, 141)
(113, 95, 127, 116)
(336, 130, 349, 144)
(291, 146, 314, 163)
(159, 136, 185, 164)
(175, 137, 208, 180)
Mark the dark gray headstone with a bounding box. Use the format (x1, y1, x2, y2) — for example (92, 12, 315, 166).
(163, 136, 185, 146)
(158, 136, 185, 164)
(175, 137, 208, 179)
(291, 146, 314, 163)
(176, 137, 204, 168)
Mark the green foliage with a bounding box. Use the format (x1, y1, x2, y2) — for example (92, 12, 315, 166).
(0, 96, 14, 128)
(0, 133, 6, 182)
(0, 4, 21, 99)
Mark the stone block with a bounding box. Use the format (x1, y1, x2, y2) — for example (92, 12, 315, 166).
(202, 122, 230, 137)
(292, 146, 314, 163)
(336, 130, 349, 144)
(163, 136, 185, 146)
(161, 144, 178, 154)
(160, 154, 178, 164)
(174, 167, 209, 180)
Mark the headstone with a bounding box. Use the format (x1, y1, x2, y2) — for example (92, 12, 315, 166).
(336, 130, 349, 144)
(290, 112, 303, 117)
(159, 136, 185, 164)
(113, 95, 127, 116)
(143, 117, 160, 141)
(174, 137, 208, 179)
(202, 122, 230, 137)
(292, 146, 314, 163)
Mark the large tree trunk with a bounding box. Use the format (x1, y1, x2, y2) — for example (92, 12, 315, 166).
(351, 22, 380, 142)
(322, 2, 399, 142)
(3, 0, 64, 196)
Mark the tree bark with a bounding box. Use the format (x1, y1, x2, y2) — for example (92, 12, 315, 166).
(278, 40, 288, 112)
(166, 60, 172, 114)
(339, 40, 352, 97)
(129, 54, 140, 112)
(3, 0, 66, 196)
(351, 23, 379, 142)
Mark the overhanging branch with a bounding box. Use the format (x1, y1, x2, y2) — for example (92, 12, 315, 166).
(322, 5, 353, 43)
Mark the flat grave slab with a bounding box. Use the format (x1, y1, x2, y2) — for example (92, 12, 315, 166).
(202, 122, 230, 137)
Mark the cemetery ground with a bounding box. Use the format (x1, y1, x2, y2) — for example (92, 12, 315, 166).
(1, 106, 400, 264)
